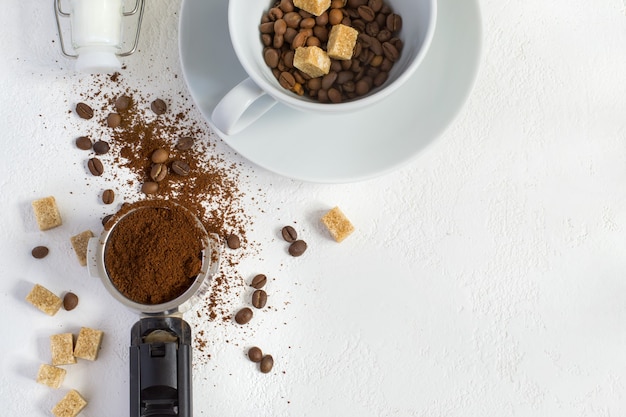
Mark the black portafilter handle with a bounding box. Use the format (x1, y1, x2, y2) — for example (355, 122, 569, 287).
(130, 317, 192, 417)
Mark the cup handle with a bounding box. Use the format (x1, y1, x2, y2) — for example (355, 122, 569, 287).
(211, 77, 277, 135)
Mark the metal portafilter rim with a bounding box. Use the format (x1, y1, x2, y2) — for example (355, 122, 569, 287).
(87, 201, 221, 316)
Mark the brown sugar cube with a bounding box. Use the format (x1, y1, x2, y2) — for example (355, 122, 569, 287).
(293, 46, 331, 78)
(293, 0, 330, 16)
(32, 196, 62, 231)
(26, 284, 63, 316)
(327, 24, 359, 60)
(36, 364, 66, 389)
(321, 206, 355, 242)
(70, 230, 94, 267)
(74, 327, 103, 361)
(51, 389, 87, 417)
(51, 333, 76, 365)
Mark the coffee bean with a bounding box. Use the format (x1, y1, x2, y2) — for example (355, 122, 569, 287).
(357, 5, 375, 21)
(386, 13, 402, 32)
(226, 234, 241, 249)
(63, 292, 79, 311)
(280, 0, 294, 12)
(382, 41, 400, 61)
(235, 307, 253, 324)
(115, 95, 132, 112)
(321, 72, 338, 90)
(368, 0, 383, 12)
(93, 140, 110, 155)
(75, 136, 92, 150)
(151, 148, 169, 163)
(264, 48, 280, 68)
(151, 98, 167, 115)
(102, 189, 115, 204)
(252, 289, 268, 309)
(329, 8, 343, 25)
(269, 7, 284, 20)
(31, 246, 49, 259)
(291, 31, 308, 49)
(260, 355, 274, 373)
(141, 181, 159, 195)
(328, 88, 342, 103)
(107, 112, 122, 128)
(88, 157, 104, 176)
(251, 274, 267, 289)
(281, 225, 298, 242)
(171, 160, 190, 176)
(288, 239, 307, 256)
(283, 11, 301, 28)
(150, 163, 167, 182)
(248, 346, 263, 362)
(279, 71, 296, 90)
(274, 19, 287, 35)
(102, 214, 113, 226)
(176, 137, 194, 151)
(76, 102, 93, 119)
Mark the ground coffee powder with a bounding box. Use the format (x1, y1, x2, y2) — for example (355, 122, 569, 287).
(104, 200, 207, 305)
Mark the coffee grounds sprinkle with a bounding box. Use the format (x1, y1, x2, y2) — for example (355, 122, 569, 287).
(73, 72, 260, 362)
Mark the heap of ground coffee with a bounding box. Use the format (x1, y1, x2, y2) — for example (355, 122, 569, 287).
(104, 200, 207, 305)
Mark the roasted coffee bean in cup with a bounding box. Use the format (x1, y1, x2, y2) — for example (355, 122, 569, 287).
(258, 0, 403, 103)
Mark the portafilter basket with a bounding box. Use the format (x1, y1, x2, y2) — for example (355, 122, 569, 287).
(87, 201, 221, 417)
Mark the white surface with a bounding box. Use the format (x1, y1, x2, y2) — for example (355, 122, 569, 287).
(2, 0, 626, 416)
(180, 0, 478, 182)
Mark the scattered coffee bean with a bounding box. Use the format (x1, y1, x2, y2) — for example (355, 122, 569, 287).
(288, 239, 307, 257)
(251, 289, 268, 309)
(176, 136, 194, 151)
(31, 246, 49, 259)
(235, 307, 253, 324)
(75, 136, 92, 150)
(281, 225, 298, 242)
(260, 355, 274, 373)
(151, 148, 169, 164)
(107, 112, 122, 128)
(115, 95, 132, 112)
(250, 274, 267, 289)
(248, 346, 263, 362)
(171, 160, 190, 176)
(150, 163, 168, 182)
(151, 98, 167, 115)
(141, 181, 159, 195)
(93, 140, 110, 155)
(226, 234, 241, 249)
(88, 157, 104, 176)
(63, 292, 79, 311)
(102, 214, 113, 226)
(76, 102, 94, 119)
(102, 189, 115, 205)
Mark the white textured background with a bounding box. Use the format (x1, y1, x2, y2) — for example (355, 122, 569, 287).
(1, 0, 626, 416)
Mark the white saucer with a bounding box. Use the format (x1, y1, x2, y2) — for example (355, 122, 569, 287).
(179, 0, 482, 183)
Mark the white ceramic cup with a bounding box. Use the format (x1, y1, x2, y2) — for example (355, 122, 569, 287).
(212, 0, 437, 135)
